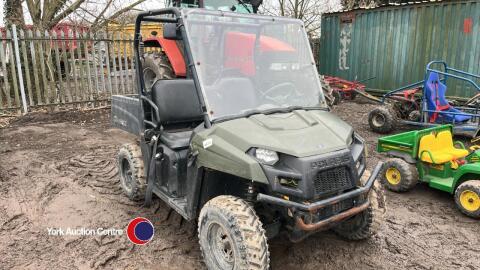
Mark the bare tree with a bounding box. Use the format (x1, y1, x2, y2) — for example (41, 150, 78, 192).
(3, 0, 26, 28)
(23, 0, 148, 30)
(342, 0, 390, 10)
(261, 0, 342, 36)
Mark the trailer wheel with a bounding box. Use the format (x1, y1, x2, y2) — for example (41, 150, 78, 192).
(380, 158, 418, 192)
(347, 91, 358, 100)
(198, 195, 269, 270)
(455, 180, 480, 219)
(117, 143, 146, 201)
(333, 170, 386, 240)
(142, 51, 174, 91)
(368, 106, 396, 134)
(332, 89, 342, 105)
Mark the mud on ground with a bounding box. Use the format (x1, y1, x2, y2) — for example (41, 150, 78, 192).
(0, 100, 479, 270)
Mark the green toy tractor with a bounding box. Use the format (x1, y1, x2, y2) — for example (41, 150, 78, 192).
(378, 125, 480, 218)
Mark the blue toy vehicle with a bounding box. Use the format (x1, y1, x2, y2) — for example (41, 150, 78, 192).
(368, 61, 480, 137)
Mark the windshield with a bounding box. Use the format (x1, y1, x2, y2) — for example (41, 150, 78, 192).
(182, 9, 326, 120)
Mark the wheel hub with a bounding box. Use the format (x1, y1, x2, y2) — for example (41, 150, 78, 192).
(460, 190, 480, 212)
(385, 167, 401, 185)
(208, 223, 235, 269)
(373, 113, 386, 127)
(121, 159, 133, 191)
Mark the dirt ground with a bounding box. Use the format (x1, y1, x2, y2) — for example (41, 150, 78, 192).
(0, 99, 479, 270)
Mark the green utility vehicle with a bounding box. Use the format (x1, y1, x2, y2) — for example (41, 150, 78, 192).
(112, 8, 385, 269)
(378, 125, 480, 218)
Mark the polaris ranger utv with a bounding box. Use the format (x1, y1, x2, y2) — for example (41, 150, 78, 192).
(112, 8, 384, 269)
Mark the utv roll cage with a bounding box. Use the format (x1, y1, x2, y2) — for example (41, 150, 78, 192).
(133, 8, 212, 130)
(133, 8, 303, 130)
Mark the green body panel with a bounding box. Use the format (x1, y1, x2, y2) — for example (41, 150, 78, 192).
(191, 110, 353, 183)
(377, 125, 452, 159)
(417, 161, 480, 193)
(319, 0, 480, 98)
(417, 162, 455, 193)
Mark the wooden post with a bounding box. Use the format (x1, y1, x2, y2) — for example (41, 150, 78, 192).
(0, 30, 11, 108)
(103, 32, 113, 97)
(109, 33, 119, 95)
(60, 30, 73, 103)
(52, 31, 65, 104)
(82, 31, 93, 104)
(37, 29, 50, 105)
(19, 29, 33, 106)
(28, 29, 42, 105)
(11, 25, 28, 113)
(7, 29, 21, 112)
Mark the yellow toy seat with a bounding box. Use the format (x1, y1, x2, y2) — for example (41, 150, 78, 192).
(418, 133, 453, 164)
(436, 130, 469, 159)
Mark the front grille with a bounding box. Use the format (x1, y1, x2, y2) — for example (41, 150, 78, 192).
(316, 198, 355, 218)
(314, 167, 352, 195)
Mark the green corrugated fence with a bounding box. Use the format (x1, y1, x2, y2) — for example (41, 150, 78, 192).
(319, 0, 480, 98)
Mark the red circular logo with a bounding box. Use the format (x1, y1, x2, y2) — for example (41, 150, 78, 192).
(126, 217, 154, 245)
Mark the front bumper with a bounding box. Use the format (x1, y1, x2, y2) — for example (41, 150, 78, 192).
(257, 162, 383, 232)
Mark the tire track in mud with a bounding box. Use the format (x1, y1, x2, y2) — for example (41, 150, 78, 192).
(57, 148, 139, 206)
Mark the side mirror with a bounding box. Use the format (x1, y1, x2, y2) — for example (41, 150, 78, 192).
(163, 23, 181, 40)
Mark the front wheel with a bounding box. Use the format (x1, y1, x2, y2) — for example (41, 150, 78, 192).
(455, 180, 480, 219)
(198, 196, 270, 270)
(333, 173, 385, 240)
(380, 158, 418, 192)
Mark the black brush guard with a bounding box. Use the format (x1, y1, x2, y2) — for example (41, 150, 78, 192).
(257, 162, 383, 232)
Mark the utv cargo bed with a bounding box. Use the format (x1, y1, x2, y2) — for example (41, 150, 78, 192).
(377, 125, 452, 161)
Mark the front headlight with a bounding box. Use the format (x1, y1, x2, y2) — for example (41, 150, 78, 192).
(348, 131, 356, 145)
(254, 148, 279, 165)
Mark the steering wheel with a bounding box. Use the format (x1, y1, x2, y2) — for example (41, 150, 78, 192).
(261, 82, 298, 105)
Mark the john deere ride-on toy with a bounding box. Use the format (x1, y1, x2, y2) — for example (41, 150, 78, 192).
(111, 7, 385, 269)
(378, 124, 480, 218)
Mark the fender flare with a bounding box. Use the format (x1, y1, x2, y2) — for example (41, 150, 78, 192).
(143, 37, 186, 77)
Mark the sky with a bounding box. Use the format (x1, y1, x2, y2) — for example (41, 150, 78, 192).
(0, 0, 165, 26)
(0, 0, 342, 27)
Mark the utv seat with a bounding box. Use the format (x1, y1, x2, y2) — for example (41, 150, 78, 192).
(424, 72, 471, 123)
(418, 133, 453, 164)
(436, 130, 469, 159)
(151, 79, 203, 149)
(418, 131, 468, 164)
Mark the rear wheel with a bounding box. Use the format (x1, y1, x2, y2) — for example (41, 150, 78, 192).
(198, 195, 269, 270)
(117, 143, 146, 201)
(142, 51, 174, 91)
(408, 110, 421, 122)
(380, 158, 418, 192)
(368, 106, 396, 134)
(455, 180, 480, 219)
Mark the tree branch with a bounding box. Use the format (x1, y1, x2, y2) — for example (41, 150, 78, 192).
(91, 0, 114, 26)
(47, 0, 87, 29)
(91, 0, 147, 30)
